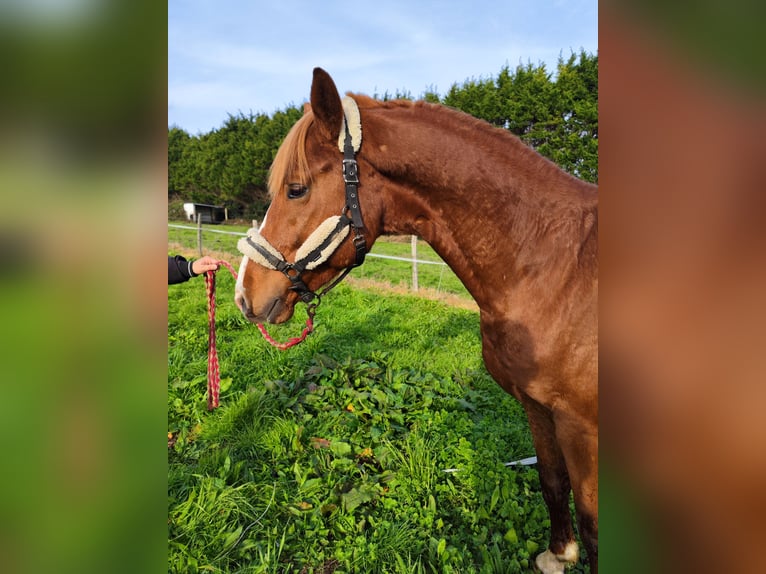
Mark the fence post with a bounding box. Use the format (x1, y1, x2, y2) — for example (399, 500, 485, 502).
(411, 235, 419, 292)
(197, 213, 203, 256)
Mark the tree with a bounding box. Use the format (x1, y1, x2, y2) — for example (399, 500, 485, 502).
(167, 126, 191, 196)
(551, 51, 598, 182)
(443, 76, 501, 125)
(167, 53, 598, 221)
(167, 107, 303, 219)
(441, 53, 598, 183)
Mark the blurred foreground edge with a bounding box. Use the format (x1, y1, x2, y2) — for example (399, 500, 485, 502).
(600, 3, 766, 573)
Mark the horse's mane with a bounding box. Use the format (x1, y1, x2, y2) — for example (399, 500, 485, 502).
(268, 93, 591, 204)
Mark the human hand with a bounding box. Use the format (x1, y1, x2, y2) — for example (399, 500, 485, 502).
(192, 256, 220, 275)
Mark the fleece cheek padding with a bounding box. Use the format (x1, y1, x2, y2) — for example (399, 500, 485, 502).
(295, 215, 350, 269)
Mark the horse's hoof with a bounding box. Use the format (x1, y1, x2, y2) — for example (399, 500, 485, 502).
(535, 542, 579, 573)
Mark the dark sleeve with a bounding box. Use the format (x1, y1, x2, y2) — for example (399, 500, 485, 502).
(168, 255, 197, 285)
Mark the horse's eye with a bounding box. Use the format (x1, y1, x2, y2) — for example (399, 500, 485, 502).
(287, 183, 309, 199)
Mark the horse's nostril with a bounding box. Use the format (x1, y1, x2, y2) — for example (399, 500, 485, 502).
(235, 292, 249, 314)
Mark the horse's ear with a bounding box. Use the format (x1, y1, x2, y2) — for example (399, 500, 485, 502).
(302, 102, 312, 115)
(310, 67, 343, 141)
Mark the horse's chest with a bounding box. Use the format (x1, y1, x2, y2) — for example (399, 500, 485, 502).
(479, 312, 597, 412)
(479, 318, 540, 394)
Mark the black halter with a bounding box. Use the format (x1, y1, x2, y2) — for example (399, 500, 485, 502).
(245, 116, 367, 311)
(341, 120, 367, 266)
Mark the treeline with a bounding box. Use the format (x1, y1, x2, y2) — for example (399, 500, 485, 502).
(169, 51, 597, 220)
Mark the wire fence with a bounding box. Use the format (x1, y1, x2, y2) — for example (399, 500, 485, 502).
(168, 223, 445, 265)
(168, 220, 470, 298)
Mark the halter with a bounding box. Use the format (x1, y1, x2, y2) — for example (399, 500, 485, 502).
(237, 96, 367, 313)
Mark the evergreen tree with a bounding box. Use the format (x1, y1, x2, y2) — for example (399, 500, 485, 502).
(167, 52, 598, 220)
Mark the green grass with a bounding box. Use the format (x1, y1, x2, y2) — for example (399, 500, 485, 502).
(168, 271, 588, 573)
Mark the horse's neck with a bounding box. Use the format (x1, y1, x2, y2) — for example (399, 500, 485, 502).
(366, 105, 598, 312)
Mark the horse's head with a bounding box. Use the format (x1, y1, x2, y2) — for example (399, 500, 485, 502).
(235, 68, 379, 324)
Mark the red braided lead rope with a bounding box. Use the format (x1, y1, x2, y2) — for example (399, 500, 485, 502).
(204, 267, 221, 410)
(256, 320, 314, 350)
(204, 259, 314, 409)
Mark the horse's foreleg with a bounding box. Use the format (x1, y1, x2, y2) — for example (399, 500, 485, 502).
(555, 412, 598, 573)
(522, 400, 579, 574)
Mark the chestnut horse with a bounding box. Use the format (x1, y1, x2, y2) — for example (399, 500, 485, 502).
(235, 68, 598, 573)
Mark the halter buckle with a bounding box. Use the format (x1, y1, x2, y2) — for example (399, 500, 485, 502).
(342, 159, 359, 184)
(289, 281, 318, 304)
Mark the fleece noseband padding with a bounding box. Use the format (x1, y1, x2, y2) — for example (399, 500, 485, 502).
(237, 214, 351, 274)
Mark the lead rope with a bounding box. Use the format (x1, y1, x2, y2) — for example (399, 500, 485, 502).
(204, 264, 222, 410)
(204, 259, 315, 410)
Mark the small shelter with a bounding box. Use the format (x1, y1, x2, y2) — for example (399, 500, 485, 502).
(182, 203, 227, 224)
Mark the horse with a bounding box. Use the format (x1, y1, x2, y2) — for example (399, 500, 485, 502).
(234, 68, 598, 573)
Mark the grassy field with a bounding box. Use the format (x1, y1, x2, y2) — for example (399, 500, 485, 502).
(168, 237, 586, 573)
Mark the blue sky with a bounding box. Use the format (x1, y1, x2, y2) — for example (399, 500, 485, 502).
(168, 0, 597, 135)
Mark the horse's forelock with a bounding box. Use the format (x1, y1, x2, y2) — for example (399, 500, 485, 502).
(268, 112, 314, 198)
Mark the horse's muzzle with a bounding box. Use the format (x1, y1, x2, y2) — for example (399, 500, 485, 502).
(235, 290, 292, 324)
